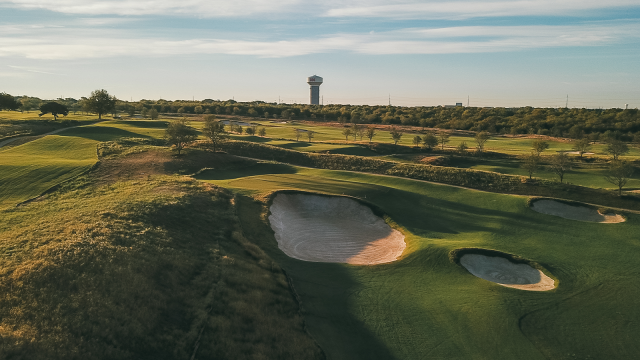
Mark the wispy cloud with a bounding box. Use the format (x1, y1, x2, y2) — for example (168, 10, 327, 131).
(7, 65, 63, 75)
(2, 0, 638, 18)
(0, 22, 638, 59)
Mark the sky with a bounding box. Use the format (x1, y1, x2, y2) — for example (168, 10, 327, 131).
(1, 0, 639, 108)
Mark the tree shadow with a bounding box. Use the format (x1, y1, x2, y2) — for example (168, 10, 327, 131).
(59, 126, 152, 142)
(195, 162, 298, 180)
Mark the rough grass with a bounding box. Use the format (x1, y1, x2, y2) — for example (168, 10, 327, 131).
(204, 164, 640, 360)
(0, 175, 324, 359)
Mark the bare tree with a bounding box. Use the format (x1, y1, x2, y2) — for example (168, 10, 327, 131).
(307, 130, 315, 142)
(475, 131, 490, 153)
(342, 128, 352, 142)
(293, 128, 303, 141)
(521, 153, 539, 179)
(605, 160, 634, 196)
(366, 126, 377, 143)
(549, 152, 571, 183)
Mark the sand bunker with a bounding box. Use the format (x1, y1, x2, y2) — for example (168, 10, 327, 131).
(460, 254, 555, 291)
(268, 193, 405, 265)
(531, 199, 624, 223)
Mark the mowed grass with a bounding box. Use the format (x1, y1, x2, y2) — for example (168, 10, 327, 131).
(199, 163, 640, 360)
(0, 110, 98, 122)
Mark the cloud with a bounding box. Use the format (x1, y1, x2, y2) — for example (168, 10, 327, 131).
(0, 22, 638, 59)
(2, 0, 638, 18)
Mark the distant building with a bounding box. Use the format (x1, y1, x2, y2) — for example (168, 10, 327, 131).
(307, 75, 323, 105)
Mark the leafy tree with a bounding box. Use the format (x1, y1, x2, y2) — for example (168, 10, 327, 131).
(0, 93, 20, 111)
(342, 128, 352, 141)
(141, 108, 149, 118)
(351, 124, 360, 141)
(549, 152, 571, 183)
(366, 126, 376, 143)
(474, 131, 490, 153)
(532, 139, 549, 156)
(412, 135, 422, 147)
(457, 141, 468, 154)
(38, 102, 69, 120)
(422, 132, 438, 150)
(390, 127, 403, 145)
(356, 126, 365, 141)
(149, 108, 159, 120)
(605, 139, 629, 160)
(202, 116, 227, 152)
(85, 89, 117, 119)
(127, 105, 136, 117)
(245, 126, 256, 136)
(605, 160, 634, 196)
(165, 118, 198, 155)
(177, 107, 185, 114)
(438, 132, 450, 150)
(294, 128, 303, 141)
(194, 105, 204, 114)
(521, 153, 539, 179)
(258, 127, 267, 137)
(572, 138, 592, 158)
(307, 130, 315, 142)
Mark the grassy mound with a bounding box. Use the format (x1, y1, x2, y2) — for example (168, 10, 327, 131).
(0, 175, 323, 359)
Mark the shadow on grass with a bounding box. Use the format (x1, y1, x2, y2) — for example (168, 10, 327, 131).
(59, 126, 152, 142)
(195, 162, 298, 180)
(278, 141, 311, 149)
(109, 120, 169, 128)
(235, 195, 397, 360)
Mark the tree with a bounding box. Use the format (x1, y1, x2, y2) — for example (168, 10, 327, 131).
(258, 127, 267, 137)
(294, 128, 303, 141)
(194, 105, 204, 114)
(521, 153, 539, 179)
(532, 139, 549, 156)
(356, 126, 365, 141)
(165, 118, 198, 155)
(342, 128, 352, 141)
(149, 108, 159, 120)
(0, 93, 20, 111)
(438, 132, 450, 150)
(605, 160, 634, 196)
(141, 107, 149, 118)
(390, 127, 403, 145)
(85, 89, 117, 119)
(475, 131, 490, 153)
(245, 126, 256, 136)
(202, 116, 227, 152)
(366, 126, 377, 143)
(549, 152, 571, 183)
(457, 141, 468, 154)
(412, 135, 422, 147)
(605, 139, 629, 160)
(307, 130, 315, 142)
(351, 124, 360, 141)
(572, 138, 592, 158)
(38, 102, 69, 120)
(422, 132, 438, 150)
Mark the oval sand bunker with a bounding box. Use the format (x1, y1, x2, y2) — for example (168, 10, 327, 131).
(268, 193, 405, 265)
(531, 199, 624, 223)
(460, 254, 555, 291)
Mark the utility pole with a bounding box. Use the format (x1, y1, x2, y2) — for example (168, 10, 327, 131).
(467, 95, 469, 107)
(322, 95, 323, 105)
(389, 94, 391, 106)
(565, 94, 568, 108)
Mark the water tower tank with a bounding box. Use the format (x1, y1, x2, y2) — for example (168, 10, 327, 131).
(307, 75, 323, 105)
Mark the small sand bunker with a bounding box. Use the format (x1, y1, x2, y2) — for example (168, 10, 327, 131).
(460, 254, 555, 291)
(268, 193, 405, 265)
(531, 199, 625, 223)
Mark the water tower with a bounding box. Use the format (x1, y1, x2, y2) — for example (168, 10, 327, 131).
(307, 75, 323, 105)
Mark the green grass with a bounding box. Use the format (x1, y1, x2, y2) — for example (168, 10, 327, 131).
(200, 162, 640, 360)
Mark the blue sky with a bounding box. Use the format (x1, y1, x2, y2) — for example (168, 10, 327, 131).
(1, 0, 639, 108)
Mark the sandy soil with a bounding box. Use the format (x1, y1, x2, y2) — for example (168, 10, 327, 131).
(268, 193, 405, 265)
(531, 199, 625, 223)
(460, 254, 555, 291)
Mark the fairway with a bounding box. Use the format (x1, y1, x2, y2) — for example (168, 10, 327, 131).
(199, 162, 640, 360)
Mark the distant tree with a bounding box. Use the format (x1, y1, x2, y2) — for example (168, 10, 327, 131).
(366, 126, 377, 143)
(605, 139, 629, 160)
(438, 132, 450, 150)
(521, 153, 539, 179)
(549, 152, 571, 183)
(294, 128, 303, 141)
(342, 128, 352, 141)
(390, 126, 403, 145)
(605, 160, 634, 196)
(85, 89, 117, 119)
(38, 102, 69, 120)
(165, 118, 198, 155)
(263, 111, 270, 119)
(149, 108, 159, 120)
(572, 138, 592, 158)
(0, 93, 20, 111)
(457, 141, 468, 154)
(245, 126, 256, 136)
(307, 130, 315, 142)
(422, 132, 438, 150)
(19, 97, 35, 112)
(177, 107, 185, 114)
(194, 105, 204, 114)
(141, 107, 149, 118)
(412, 135, 422, 147)
(532, 139, 549, 156)
(475, 131, 490, 153)
(356, 126, 365, 141)
(126, 105, 136, 117)
(202, 116, 227, 152)
(258, 127, 267, 137)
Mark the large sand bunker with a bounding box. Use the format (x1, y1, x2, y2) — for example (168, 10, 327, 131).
(531, 199, 624, 223)
(460, 254, 555, 291)
(268, 193, 405, 265)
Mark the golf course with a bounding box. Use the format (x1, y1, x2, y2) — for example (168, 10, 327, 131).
(1, 114, 639, 359)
